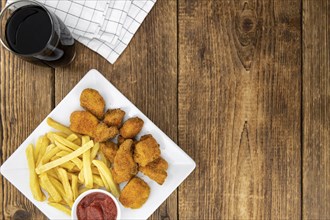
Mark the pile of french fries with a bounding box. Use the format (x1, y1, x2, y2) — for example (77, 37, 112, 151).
(26, 117, 120, 215)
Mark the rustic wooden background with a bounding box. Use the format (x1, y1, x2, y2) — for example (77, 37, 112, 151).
(1, 0, 329, 219)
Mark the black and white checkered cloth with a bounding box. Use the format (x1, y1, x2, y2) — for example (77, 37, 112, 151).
(7, 0, 157, 63)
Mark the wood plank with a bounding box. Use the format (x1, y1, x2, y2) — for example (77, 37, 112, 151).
(1, 2, 53, 220)
(303, 0, 330, 219)
(178, 0, 301, 219)
(54, 0, 178, 219)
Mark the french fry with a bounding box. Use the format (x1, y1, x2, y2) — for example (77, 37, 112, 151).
(36, 140, 51, 167)
(47, 143, 55, 151)
(55, 141, 74, 152)
(78, 170, 84, 183)
(70, 166, 81, 173)
(35, 140, 94, 174)
(57, 132, 69, 138)
(73, 138, 82, 146)
(66, 133, 78, 142)
(46, 132, 55, 144)
(93, 175, 104, 187)
(59, 161, 76, 170)
(90, 142, 100, 160)
(47, 117, 75, 136)
(57, 168, 73, 202)
(98, 150, 110, 167)
(71, 157, 82, 170)
(92, 160, 120, 197)
(34, 136, 50, 162)
(48, 131, 69, 138)
(39, 173, 62, 202)
(71, 174, 79, 201)
(46, 132, 68, 144)
(82, 136, 93, 188)
(48, 176, 73, 207)
(48, 198, 69, 207)
(26, 144, 45, 201)
(46, 169, 60, 181)
(48, 202, 71, 216)
(56, 151, 82, 169)
(56, 151, 70, 157)
(82, 135, 89, 145)
(53, 134, 79, 151)
(73, 160, 82, 171)
(48, 176, 65, 195)
(51, 155, 60, 161)
(41, 144, 60, 164)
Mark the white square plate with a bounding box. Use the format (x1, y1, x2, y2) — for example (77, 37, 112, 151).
(0, 69, 196, 220)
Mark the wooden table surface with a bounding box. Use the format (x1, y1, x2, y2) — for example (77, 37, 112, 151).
(1, 0, 329, 219)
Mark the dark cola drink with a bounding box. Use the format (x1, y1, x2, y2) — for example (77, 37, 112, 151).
(1, 3, 75, 67)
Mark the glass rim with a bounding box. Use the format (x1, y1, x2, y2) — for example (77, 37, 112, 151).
(0, 0, 57, 57)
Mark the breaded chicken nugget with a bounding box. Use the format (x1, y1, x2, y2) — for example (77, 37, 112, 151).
(139, 157, 168, 185)
(134, 135, 161, 166)
(104, 109, 125, 128)
(112, 139, 137, 183)
(119, 117, 144, 138)
(92, 123, 118, 142)
(80, 88, 105, 119)
(140, 134, 152, 141)
(119, 177, 150, 209)
(100, 141, 118, 164)
(70, 111, 98, 136)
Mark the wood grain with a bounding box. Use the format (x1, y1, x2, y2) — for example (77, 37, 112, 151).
(0, 2, 53, 220)
(178, 0, 301, 219)
(54, 0, 178, 219)
(303, 0, 330, 219)
(2, 0, 330, 219)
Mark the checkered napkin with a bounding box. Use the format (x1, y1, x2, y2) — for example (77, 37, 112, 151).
(7, 0, 157, 63)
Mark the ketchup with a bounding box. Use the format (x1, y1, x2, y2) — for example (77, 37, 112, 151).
(77, 192, 117, 220)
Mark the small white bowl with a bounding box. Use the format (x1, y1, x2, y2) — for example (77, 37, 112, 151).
(71, 189, 121, 220)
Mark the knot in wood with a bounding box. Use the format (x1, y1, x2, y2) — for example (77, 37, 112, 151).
(161, 214, 170, 220)
(242, 17, 254, 33)
(233, 1, 259, 71)
(13, 210, 31, 220)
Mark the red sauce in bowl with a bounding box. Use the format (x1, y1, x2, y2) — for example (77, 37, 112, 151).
(77, 192, 117, 220)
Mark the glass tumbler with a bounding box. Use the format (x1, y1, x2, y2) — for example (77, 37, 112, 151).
(0, 0, 76, 67)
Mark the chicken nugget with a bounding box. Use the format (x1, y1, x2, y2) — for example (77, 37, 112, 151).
(104, 109, 125, 128)
(119, 117, 144, 138)
(113, 139, 137, 183)
(69, 111, 98, 136)
(100, 141, 118, 164)
(92, 123, 118, 142)
(80, 88, 105, 119)
(140, 134, 152, 141)
(119, 177, 150, 209)
(134, 135, 161, 166)
(139, 157, 168, 185)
